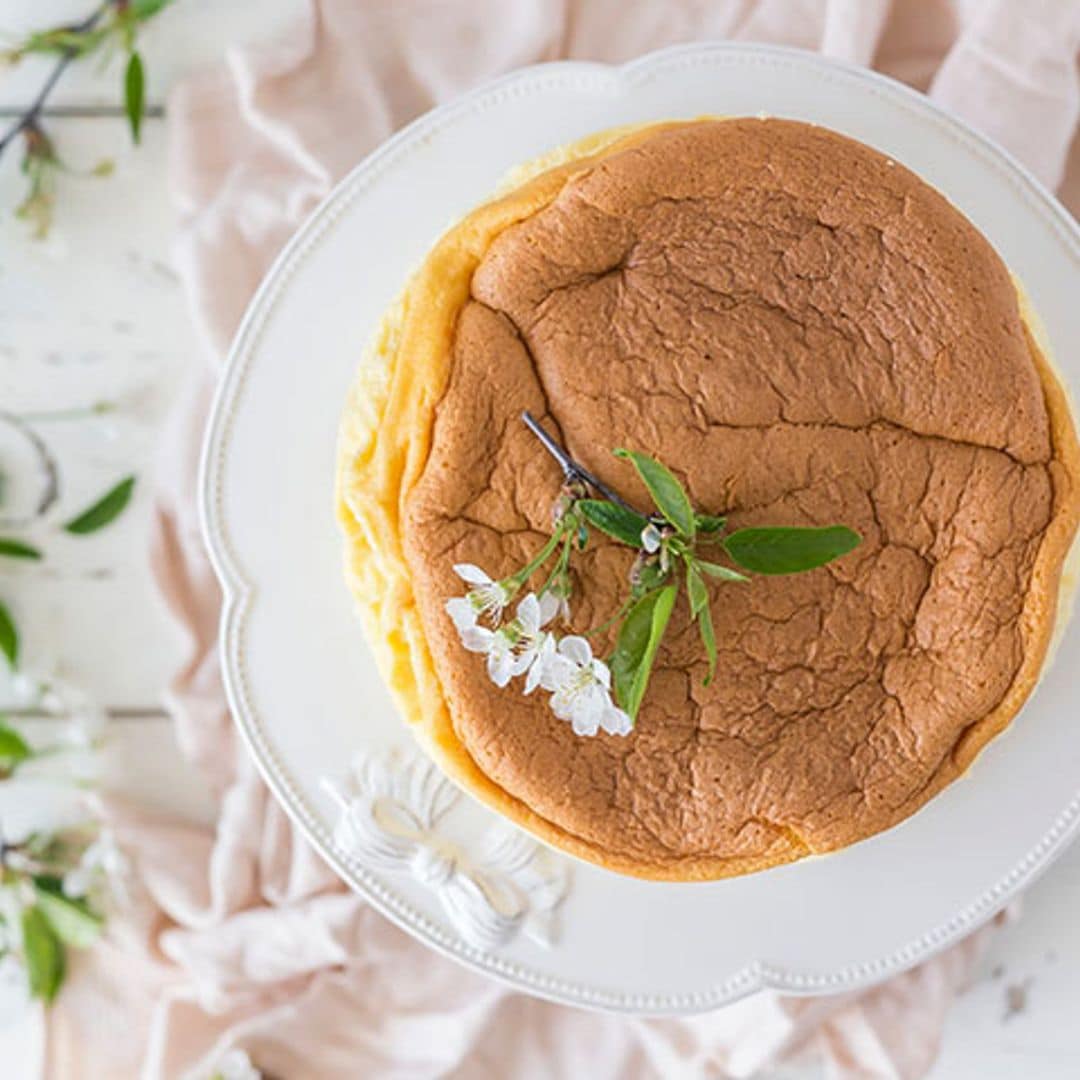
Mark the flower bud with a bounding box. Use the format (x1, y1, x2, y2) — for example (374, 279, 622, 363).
(553, 477, 588, 527)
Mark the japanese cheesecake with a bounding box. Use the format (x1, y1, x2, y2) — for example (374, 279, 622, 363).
(337, 118, 1079, 880)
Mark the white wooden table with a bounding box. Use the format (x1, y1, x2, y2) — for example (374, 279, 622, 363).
(1, 3, 1078, 1076)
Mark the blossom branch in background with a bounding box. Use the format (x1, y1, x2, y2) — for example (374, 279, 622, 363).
(0, 650, 120, 1007)
(0, 0, 175, 237)
(0, 820, 119, 1004)
(1, 388, 139, 681)
(0, 394, 138, 1005)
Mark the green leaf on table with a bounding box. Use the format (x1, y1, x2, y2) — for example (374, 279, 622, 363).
(722, 525, 861, 575)
(610, 584, 677, 721)
(0, 599, 17, 667)
(63, 476, 135, 535)
(21, 906, 65, 1003)
(613, 449, 695, 537)
(685, 561, 709, 616)
(32, 877, 103, 948)
(124, 51, 145, 145)
(0, 720, 31, 776)
(0, 537, 41, 561)
(577, 500, 649, 547)
(696, 559, 750, 583)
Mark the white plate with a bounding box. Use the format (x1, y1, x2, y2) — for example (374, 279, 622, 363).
(200, 43, 1080, 1015)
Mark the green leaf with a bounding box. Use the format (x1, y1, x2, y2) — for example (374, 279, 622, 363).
(685, 561, 709, 616)
(32, 878, 103, 948)
(723, 525, 861, 575)
(610, 584, 677, 721)
(613, 449, 695, 537)
(131, 0, 174, 16)
(698, 602, 717, 685)
(685, 559, 718, 684)
(17, 27, 109, 59)
(0, 537, 42, 560)
(0, 721, 30, 756)
(0, 720, 31, 766)
(696, 560, 750, 583)
(63, 476, 135, 535)
(21, 906, 65, 1003)
(631, 560, 671, 598)
(124, 52, 145, 145)
(696, 513, 727, 533)
(0, 599, 17, 667)
(577, 500, 650, 547)
(611, 592, 658, 708)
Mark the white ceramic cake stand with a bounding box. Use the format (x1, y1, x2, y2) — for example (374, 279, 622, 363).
(200, 43, 1080, 1015)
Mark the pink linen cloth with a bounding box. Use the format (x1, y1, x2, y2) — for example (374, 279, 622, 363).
(46, 2, 1080, 1077)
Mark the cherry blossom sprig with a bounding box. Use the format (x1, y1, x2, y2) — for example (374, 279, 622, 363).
(446, 487, 631, 736)
(444, 413, 861, 736)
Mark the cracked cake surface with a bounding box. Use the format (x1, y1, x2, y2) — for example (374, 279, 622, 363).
(338, 118, 1079, 879)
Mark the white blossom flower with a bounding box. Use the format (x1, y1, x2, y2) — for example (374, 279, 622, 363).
(547, 636, 632, 737)
(43, 679, 108, 748)
(455, 592, 566, 691)
(8, 666, 51, 707)
(207, 1048, 261, 1080)
(513, 592, 560, 694)
(545, 579, 572, 622)
(445, 563, 511, 633)
(486, 628, 520, 688)
(62, 829, 130, 904)
(455, 623, 519, 688)
(599, 701, 633, 736)
(10, 669, 108, 748)
(438, 542, 634, 740)
(1, 848, 35, 877)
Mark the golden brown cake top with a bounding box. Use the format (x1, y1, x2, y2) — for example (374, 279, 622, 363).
(395, 119, 1072, 875)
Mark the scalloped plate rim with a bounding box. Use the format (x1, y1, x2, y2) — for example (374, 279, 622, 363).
(199, 41, 1080, 1015)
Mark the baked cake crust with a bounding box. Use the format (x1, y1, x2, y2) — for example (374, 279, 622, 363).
(338, 119, 1080, 880)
